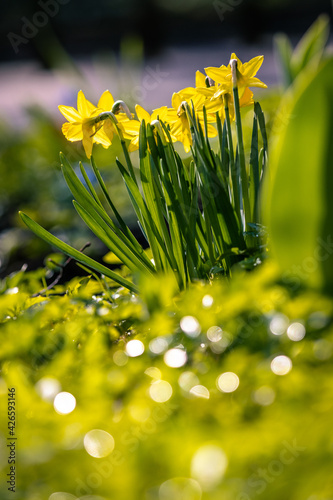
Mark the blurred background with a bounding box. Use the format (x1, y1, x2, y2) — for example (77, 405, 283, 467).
(0, 0, 332, 278)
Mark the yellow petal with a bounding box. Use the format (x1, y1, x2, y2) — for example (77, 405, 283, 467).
(94, 126, 112, 147)
(82, 123, 94, 158)
(120, 119, 141, 135)
(205, 66, 230, 83)
(98, 90, 115, 111)
(195, 70, 206, 88)
(77, 90, 96, 118)
(62, 122, 82, 141)
(58, 105, 81, 123)
(135, 104, 151, 123)
(166, 108, 179, 124)
(202, 99, 222, 113)
(239, 88, 254, 108)
(103, 120, 116, 143)
(246, 77, 267, 88)
(128, 137, 139, 152)
(206, 123, 218, 138)
(196, 86, 215, 97)
(117, 112, 135, 122)
(229, 53, 243, 71)
(212, 86, 229, 100)
(170, 120, 182, 137)
(182, 133, 192, 153)
(177, 87, 197, 100)
(171, 92, 183, 111)
(151, 106, 168, 121)
(242, 55, 264, 78)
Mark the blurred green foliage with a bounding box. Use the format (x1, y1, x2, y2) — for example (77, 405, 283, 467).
(264, 56, 333, 294)
(0, 262, 333, 499)
(0, 108, 138, 275)
(274, 15, 329, 88)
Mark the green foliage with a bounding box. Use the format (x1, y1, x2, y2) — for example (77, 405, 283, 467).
(264, 57, 333, 294)
(1, 263, 333, 499)
(0, 109, 133, 273)
(21, 100, 268, 292)
(274, 15, 330, 88)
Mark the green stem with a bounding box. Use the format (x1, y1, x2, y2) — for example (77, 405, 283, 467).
(230, 60, 251, 232)
(223, 95, 241, 227)
(95, 111, 137, 184)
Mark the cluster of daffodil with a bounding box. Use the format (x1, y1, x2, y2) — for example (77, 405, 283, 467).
(59, 53, 267, 158)
(21, 52, 268, 293)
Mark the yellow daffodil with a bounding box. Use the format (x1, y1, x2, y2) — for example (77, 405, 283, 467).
(59, 90, 106, 159)
(59, 90, 138, 158)
(96, 90, 137, 145)
(205, 53, 267, 100)
(168, 92, 217, 153)
(126, 104, 175, 152)
(175, 70, 208, 108)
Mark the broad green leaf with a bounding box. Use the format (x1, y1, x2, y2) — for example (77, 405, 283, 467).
(274, 33, 294, 87)
(291, 14, 329, 78)
(19, 212, 139, 294)
(263, 58, 333, 294)
(73, 201, 154, 277)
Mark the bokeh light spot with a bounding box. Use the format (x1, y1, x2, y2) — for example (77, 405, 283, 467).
(83, 429, 115, 458)
(126, 339, 145, 357)
(180, 316, 201, 338)
(252, 386, 276, 406)
(149, 380, 173, 403)
(159, 477, 202, 500)
(48, 493, 77, 500)
(207, 326, 222, 343)
(189, 385, 210, 399)
(178, 371, 200, 392)
(164, 348, 187, 368)
(36, 377, 61, 402)
(149, 337, 169, 354)
(269, 314, 289, 336)
(53, 392, 76, 415)
(287, 322, 306, 341)
(191, 445, 228, 489)
(271, 355, 292, 375)
(113, 350, 128, 366)
(202, 295, 214, 308)
(216, 372, 239, 393)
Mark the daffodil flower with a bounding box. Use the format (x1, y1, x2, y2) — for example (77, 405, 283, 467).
(59, 90, 108, 159)
(168, 92, 217, 153)
(96, 91, 137, 145)
(126, 104, 176, 152)
(205, 53, 267, 100)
